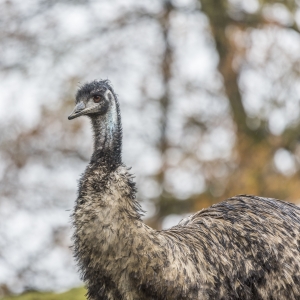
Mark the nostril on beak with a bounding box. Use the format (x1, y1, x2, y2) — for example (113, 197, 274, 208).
(75, 102, 85, 113)
(68, 101, 86, 120)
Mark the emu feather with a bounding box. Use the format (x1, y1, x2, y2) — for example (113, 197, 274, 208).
(69, 80, 300, 300)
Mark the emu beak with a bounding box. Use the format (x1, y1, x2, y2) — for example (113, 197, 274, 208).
(68, 102, 85, 120)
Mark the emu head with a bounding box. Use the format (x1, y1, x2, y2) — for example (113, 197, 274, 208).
(68, 80, 122, 164)
(68, 80, 117, 121)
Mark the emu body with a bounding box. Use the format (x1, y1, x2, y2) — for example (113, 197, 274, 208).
(69, 80, 300, 300)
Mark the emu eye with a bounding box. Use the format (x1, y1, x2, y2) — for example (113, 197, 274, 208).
(93, 95, 101, 103)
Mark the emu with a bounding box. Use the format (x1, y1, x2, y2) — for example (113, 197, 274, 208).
(68, 80, 300, 300)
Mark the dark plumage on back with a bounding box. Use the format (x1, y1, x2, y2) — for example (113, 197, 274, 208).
(68, 80, 300, 300)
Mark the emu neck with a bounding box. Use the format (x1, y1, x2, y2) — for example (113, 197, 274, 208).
(90, 106, 122, 168)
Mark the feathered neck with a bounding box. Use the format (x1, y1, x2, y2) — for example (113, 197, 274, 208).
(89, 95, 122, 169)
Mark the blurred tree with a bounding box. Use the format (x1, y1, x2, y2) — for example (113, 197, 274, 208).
(194, 0, 300, 207)
(149, 0, 300, 226)
(1, 0, 300, 294)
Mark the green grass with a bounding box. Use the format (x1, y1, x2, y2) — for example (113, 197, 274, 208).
(3, 287, 86, 300)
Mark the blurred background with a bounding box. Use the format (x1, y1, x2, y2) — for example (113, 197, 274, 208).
(1, 0, 300, 297)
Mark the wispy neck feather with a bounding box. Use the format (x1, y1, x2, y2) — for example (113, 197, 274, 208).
(90, 95, 122, 168)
